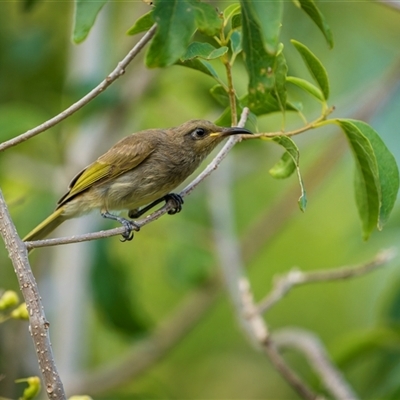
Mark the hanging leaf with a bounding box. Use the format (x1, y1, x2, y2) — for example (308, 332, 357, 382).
(286, 76, 324, 102)
(291, 39, 330, 100)
(72, 0, 108, 43)
(294, 0, 334, 48)
(146, 0, 196, 67)
(270, 136, 307, 211)
(181, 42, 228, 61)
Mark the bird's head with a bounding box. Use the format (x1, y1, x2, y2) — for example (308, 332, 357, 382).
(169, 119, 253, 158)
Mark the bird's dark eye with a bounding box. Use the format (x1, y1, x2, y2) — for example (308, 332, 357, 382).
(191, 127, 207, 140)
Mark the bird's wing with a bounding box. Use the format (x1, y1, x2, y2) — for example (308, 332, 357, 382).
(57, 135, 156, 206)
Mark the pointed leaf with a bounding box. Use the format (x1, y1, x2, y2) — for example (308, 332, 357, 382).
(182, 42, 228, 61)
(270, 136, 307, 211)
(291, 39, 330, 100)
(146, 0, 196, 67)
(340, 120, 399, 228)
(72, 0, 108, 44)
(274, 52, 288, 112)
(286, 76, 324, 102)
(177, 58, 220, 80)
(126, 10, 154, 36)
(333, 119, 380, 239)
(295, 0, 333, 48)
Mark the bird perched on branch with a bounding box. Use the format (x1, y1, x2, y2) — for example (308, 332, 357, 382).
(23, 119, 252, 244)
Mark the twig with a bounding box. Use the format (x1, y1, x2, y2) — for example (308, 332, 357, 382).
(257, 249, 397, 314)
(272, 328, 359, 400)
(241, 106, 334, 141)
(25, 107, 251, 251)
(0, 24, 157, 153)
(0, 190, 66, 400)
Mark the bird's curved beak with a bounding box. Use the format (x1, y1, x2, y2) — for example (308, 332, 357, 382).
(210, 126, 253, 137)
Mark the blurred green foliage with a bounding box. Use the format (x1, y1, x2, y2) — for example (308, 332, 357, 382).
(1, 1, 400, 399)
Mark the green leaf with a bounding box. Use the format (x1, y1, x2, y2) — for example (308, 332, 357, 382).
(90, 241, 148, 336)
(291, 39, 330, 100)
(192, 1, 222, 36)
(181, 42, 228, 61)
(240, 2, 277, 113)
(344, 120, 399, 228)
(333, 119, 380, 239)
(274, 52, 288, 112)
(72, 0, 108, 44)
(210, 85, 230, 107)
(295, 0, 334, 48)
(146, 0, 196, 68)
(232, 13, 242, 30)
(251, 0, 283, 54)
(286, 76, 324, 102)
(126, 10, 154, 36)
(176, 58, 220, 79)
(230, 30, 242, 57)
(270, 136, 307, 211)
(223, 4, 241, 23)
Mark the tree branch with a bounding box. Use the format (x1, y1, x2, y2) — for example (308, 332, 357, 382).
(257, 249, 396, 314)
(0, 189, 66, 400)
(272, 328, 359, 400)
(0, 24, 157, 153)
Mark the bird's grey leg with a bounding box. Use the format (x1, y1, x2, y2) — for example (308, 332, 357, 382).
(128, 193, 184, 219)
(101, 211, 140, 242)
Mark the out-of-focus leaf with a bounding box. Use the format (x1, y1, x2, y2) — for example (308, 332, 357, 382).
(286, 76, 324, 102)
(181, 42, 228, 61)
(274, 52, 288, 112)
(250, 0, 283, 54)
(270, 136, 307, 211)
(72, 0, 108, 44)
(294, 0, 334, 48)
(232, 13, 241, 30)
(146, 0, 196, 67)
(192, 1, 222, 36)
(223, 3, 241, 23)
(210, 85, 230, 107)
(336, 119, 379, 239)
(90, 241, 148, 336)
(15, 377, 41, 400)
(337, 119, 399, 231)
(177, 58, 219, 80)
(126, 10, 154, 35)
(291, 39, 330, 100)
(230, 30, 242, 57)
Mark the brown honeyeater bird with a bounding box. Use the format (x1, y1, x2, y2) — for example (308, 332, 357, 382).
(23, 120, 252, 244)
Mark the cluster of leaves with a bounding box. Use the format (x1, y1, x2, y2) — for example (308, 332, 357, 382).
(73, 0, 399, 241)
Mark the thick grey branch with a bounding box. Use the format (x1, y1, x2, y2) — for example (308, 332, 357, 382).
(0, 189, 66, 400)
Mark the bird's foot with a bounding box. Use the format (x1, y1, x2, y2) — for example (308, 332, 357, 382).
(165, 193, 184, 215)
(101, 211, 140, 242)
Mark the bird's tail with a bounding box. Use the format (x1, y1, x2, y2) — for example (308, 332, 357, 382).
(23, 207, 67, 243)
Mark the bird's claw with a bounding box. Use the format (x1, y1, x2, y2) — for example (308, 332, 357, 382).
(165, 193, 184, 215)
(120, 219, 140, 242)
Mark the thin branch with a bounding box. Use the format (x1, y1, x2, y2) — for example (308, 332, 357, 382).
(0, 190, 66, 400)
(242, 106, 335, 141)
(273, 328, 359, 400)
(238, 277, 323, 400)
(257, 249, 397, 314)
(25, 107, 251, 251)
(0, 24, 157, 153)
